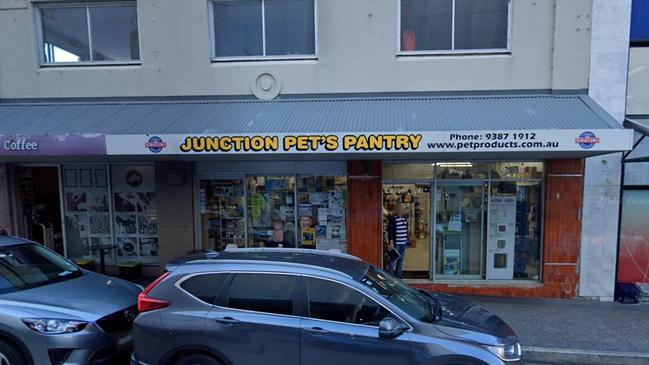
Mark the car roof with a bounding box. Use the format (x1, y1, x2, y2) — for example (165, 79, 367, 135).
(172, 248, 371, 281)
(0, 234, 31, 247)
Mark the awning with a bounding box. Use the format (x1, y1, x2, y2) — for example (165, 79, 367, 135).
(0, 94, 634, 160)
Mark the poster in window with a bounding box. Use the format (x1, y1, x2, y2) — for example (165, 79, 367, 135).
(251, 193, 271, 227)
(139, 237, 159, 257)
(138, 214, 158, 235)
(136, 192, 156, 213)
(65, 192, 87, 212)
(117, 237, 138, 257)
(114, 192, 137, 212)
(64, 169, 77, 188)
(95, 169, 108, 188)
(115, 214, 137, 235)
(79, 169, 93, 188)
(88, 192, 109, 212)
(111, 165, 155, 193)
(328, 190, 345, 210)
(90, 215, 111, 235)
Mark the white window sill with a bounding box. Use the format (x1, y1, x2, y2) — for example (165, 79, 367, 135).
(211, 55, 318, 63)
(39, 62, 141, 69)
(397, 50, 511, 58)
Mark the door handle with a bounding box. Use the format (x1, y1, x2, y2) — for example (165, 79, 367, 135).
(213, 316, 239, 326)
(305, 326, 329, 336)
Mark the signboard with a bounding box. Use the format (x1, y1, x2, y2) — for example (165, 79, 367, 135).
(106, 129, 633, 155)
(0, 134, 106, 156)
(486, 196, 517, 280)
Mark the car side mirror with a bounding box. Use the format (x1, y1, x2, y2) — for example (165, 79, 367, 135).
(378, 317, 407, 339)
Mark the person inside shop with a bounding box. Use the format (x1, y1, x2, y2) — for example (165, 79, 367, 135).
(265, 220, 291, 248)
(387, 204, 409, 278)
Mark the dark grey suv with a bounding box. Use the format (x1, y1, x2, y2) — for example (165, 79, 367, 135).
(132, 248, 523, 365)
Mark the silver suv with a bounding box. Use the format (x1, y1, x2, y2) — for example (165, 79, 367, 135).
(132, 248, 523, 365)
(0, 232, 141, 365)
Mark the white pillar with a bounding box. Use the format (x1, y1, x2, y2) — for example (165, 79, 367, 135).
(581, 0, 632, 301)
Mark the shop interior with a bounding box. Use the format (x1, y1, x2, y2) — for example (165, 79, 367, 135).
(14, 166, 64, 255)
(383, 162, 543, 281)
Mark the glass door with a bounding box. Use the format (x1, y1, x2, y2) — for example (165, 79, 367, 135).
(382, 183, 431, 278)
(434, 182, 487, 279)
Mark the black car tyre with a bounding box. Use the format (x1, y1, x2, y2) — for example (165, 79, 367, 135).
(0, 340, 26, 365)
(173, 354, 222, 365)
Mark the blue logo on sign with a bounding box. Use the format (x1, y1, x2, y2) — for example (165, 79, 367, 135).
(575, 131, 600, 150)
(145, 136, 167, 153)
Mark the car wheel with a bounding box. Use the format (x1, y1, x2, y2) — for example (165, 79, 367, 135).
(0, 340, 26, 365)
(173, 354, 222, 365)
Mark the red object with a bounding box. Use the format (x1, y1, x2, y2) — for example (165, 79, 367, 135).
(401, 29, 416, 51)
(138, 272, 171, 312)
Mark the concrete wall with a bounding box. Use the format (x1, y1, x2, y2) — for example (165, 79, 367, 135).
(0, 0, 593, 99)
(154, 162, 195, 274)
(627, 47, 649, 116)
(581, 0, 631, 301)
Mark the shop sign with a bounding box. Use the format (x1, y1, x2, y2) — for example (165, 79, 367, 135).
(0, 134, 106, 156)
(106, 129, 633, 155)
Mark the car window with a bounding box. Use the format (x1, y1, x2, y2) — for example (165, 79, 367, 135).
(0, 243, 81, 294)
(359, 267, 435, 323)
(307, 277, 390, 326)
(180, 273, 229, 304)
(225, 273, 298, 316)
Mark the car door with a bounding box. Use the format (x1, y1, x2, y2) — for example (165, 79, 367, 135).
(204, 272, 300, 365)
(300, 276, 411, 365)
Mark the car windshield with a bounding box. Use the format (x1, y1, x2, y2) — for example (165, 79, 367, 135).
(0, 243, 82, 294)
(359, 266, 436, 323)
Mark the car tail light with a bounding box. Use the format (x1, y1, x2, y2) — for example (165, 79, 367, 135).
(138, 272, 171, 313)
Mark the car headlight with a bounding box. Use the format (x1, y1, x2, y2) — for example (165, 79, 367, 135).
(486, 343, 522, 362)
(22, 318, 88, 334)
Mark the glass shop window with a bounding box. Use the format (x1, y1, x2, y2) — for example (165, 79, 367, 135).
(490, 181, 542, 280)
(200, 179, 246, 251)
(247, 176, 297, 247)
(296, 175, 347, 252)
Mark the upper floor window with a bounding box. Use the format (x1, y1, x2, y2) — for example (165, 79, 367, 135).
(210, 0, 316, 60)
(631, 0, 649, 46)
(400, 0, 511, 54)
(38, 3, 140, 65)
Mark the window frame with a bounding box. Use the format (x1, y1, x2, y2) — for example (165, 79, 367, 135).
(396, 0, 513, 56)
(208, 0, 319, 62)
(304, 275, 413, 330)
(176, 272, 231, 305)
(220, 271, 303, 316)
(36, 1, 141, 67)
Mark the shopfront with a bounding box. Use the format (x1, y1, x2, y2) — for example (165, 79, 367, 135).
(0, 94, 636, 297)
(383, 162, 543, 282)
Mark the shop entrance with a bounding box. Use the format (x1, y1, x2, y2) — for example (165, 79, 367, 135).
(382, 183, 431, 278)
(14, 166, 64, 254)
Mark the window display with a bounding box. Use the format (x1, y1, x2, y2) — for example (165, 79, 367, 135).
(491, 182, 542, 280)
(200, 179, 246, 250)
(297, 175, 347, 252)
(383, 161, 544, 281)
(112, 165, 159, 260)
(247, 176, 296, 247)
(62, 165, 111, 261)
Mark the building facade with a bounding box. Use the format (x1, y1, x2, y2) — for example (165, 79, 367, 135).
(0, 0, 635, 299)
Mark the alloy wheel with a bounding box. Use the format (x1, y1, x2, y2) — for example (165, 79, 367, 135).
(0, 352, 10, 365)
